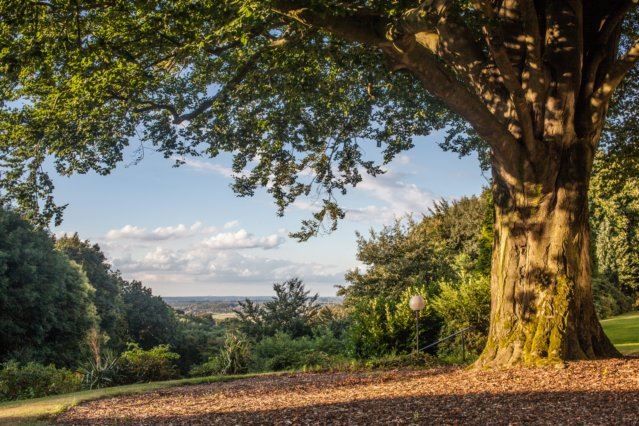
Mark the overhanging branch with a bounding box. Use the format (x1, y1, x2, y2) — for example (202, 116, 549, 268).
(122, 38, 289, 124)
(270, 1, 389, 47)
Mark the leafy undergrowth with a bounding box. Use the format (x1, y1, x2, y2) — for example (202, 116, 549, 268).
(602, 310, 639, 355)
(57, 358, 639, 425)
(0, 373, 265, 426)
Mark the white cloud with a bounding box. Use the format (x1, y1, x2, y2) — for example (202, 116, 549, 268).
(181, 158, 234, 178)
(292, 167, 439, 224)
(106, 221, 212, 241)
(223, 220, 240, 229)
(112, 245, 340, 286)
(202, 229, 284, 250)
(357, 171, 437, 216)
(105, 225, 147, 240)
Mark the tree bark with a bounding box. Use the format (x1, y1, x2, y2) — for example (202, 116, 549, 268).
(476, 140, 620, 367)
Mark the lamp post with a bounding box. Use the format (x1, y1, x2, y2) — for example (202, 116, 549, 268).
(409, 295, 425, 354)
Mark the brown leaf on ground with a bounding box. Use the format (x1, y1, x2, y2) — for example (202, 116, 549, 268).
(56, 358, 639, 425)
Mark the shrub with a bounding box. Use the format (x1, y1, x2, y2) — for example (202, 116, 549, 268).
(432, 273, 490, 358)
(214, 332, 252, 375)
(190, 332, 251, 376)
(116, 343, 180, 384)
(363, 352, 439, 370)
(250, 332, 345, 372)
(347, 283, 441, 358)
(80, 351, 120, 390)
(0, 361, 82, 401)
(593, 274, 634, 319)
(189, 356, 224, 377)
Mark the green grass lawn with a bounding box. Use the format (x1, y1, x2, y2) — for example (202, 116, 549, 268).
(602, 310, 639, 355)
(0, 373, 265, 426)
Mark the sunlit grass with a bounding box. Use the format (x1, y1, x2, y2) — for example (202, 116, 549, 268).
(602, 310, 639, 355)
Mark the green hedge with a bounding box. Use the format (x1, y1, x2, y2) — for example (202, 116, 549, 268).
(0, 361, 82, 401)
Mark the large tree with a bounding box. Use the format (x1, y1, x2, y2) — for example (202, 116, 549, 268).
(56, 233, 126, 349)
(1, 1, 638, 365)
(0, 207, 97, 367)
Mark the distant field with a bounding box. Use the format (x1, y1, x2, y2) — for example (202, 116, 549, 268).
(601, 311, 639, 355)
(211, 312, 237, 321)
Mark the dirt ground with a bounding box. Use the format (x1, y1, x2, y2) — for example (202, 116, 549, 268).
(57, 358, 639, 425)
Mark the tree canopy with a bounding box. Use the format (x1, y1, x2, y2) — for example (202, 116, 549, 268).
(56, 234, 126, 349)
(4, 1, 635, 235)
(237, 278, 320, 340)
(0, 208, 97, 367)
(341, 191, 492, 300)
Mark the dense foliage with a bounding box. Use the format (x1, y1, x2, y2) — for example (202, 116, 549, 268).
(341, 194, 493, 358)
(590, 151, 639, 317)
(432, 273, 491, 358)
(56, 234, 126, 350)
(0, 361, 82, 401)
(121, 280, 178, 349)
(340, 192, 493, 300)
(0, 208, 97, 367)
(117, 343, 180, 384)
(348, 283, 439, 358)
(0, 207, 230, 397)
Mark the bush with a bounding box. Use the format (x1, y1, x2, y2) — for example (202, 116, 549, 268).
(80, 351, 120, 390)
(432, 273, 490, 358)
(250, 332, 345, 372)
(0, 361, 82, 401)
(189, 356, 224, 377)
(347, 283, 441, 358)
(190, 332, 251, 376)
(116, 343, 180, 384)
(593, 274, 634, 319)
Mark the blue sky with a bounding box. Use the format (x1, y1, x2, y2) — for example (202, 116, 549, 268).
(52, 131, 487, 297)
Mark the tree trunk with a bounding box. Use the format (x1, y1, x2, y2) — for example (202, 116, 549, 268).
(476, 141, 620, 367)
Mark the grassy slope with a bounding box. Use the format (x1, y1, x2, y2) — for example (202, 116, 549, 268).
(601, 310, 639, 355)
(0, 373, 265, 426)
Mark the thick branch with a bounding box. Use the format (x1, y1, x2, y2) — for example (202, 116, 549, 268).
(520, 0, 547, 138)
(385, 40, 518, 160)
(397, 1, 518, 141)
(585, 38, 639, 140)
(271, 1, 389, 47)
(597, 38, 639, 99)
(581, 1, 634, 102)
(474, 0, 537, 152)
